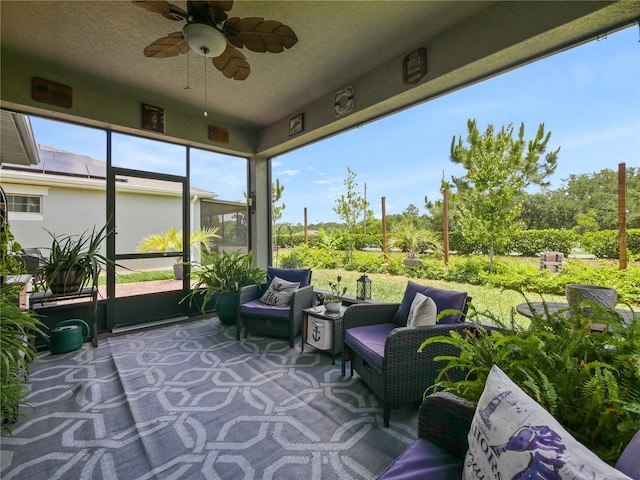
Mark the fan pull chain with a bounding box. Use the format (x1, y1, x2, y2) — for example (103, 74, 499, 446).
(203, 55, 208, 117)
(184, 50, 191, 89)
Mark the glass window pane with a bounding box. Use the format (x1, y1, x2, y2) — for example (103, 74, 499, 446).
(111, 133, 186, 295)
(12, 117, 107, 258)
(190, 148, 248, 253)
(112, 132, 186, 176)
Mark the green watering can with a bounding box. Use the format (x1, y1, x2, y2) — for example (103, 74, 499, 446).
(42, 319, 90, 354)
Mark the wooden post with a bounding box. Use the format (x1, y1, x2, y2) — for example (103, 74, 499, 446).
(381, 197, 387, 263)
(443, 188, 449, 266)
(304, 207, 308, 244)
(618, 163, 627, 270)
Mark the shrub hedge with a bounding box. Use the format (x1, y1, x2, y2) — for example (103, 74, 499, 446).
(276, 229, 640, 259)
(278, 247, 640, 305)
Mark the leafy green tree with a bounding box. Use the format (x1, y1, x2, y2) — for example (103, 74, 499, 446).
(271, 179, 286, 263)
(450, 120, 559, 271)
(272, 178, 285, 226)
(334, 167, 368, 262)
(520, 168, 639, 230)
(425, 182, 463, 233)
(573, 209, 600, 234)
(520, 190, 574, 230)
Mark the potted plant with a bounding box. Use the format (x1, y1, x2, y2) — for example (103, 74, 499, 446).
(389, 222, 442, 266)
(323, 275, 347, 313)
(185, 250, 265, 325)
(137, 226, 221, 279)
(39, 223, 112, 294)
(419, 301, 640, 464)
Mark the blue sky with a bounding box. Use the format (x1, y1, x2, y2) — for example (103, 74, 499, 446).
(29, 26, 639, 226)
(274, 26, 640, 224)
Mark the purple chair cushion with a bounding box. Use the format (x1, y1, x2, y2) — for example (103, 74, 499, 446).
(377, 438, 463, 480)
(344, 323, 396, 370)
(616, 429, 640, 479)
(240, 299, 290, 319)
(393, 281, 468, 325)
(267, 267, 312, 288)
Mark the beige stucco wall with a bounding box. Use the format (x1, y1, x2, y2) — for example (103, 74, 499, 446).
(2, 172, 201, 273)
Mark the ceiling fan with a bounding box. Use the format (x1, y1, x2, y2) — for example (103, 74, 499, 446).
(132, 1, 298, 80)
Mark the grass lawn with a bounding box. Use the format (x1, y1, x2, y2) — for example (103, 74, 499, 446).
(311, 268, 565, 324)
(106, 252, 632, 324)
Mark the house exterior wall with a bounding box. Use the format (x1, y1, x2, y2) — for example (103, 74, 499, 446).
(2, 173, 195, 273)
(115, 188, 185, 272)
(4, 180, 106, 250)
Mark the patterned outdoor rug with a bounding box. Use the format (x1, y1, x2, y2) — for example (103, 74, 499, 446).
(1, 317, 417, 479)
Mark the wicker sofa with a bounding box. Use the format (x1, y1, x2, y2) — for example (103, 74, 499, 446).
(341, 281, 473, 427)
(377, 391, 640, 480)
(377, 392, 476, 479)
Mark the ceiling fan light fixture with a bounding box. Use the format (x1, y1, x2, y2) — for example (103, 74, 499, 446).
(183, 23, 226, 57)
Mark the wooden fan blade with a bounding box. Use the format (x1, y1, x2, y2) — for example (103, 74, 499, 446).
(224, 17, 298, 53)
(212, 45, 250, 80)
(132, 1, 187, 21)
(143, 32, 189, 58)
(188, 1, 233, 23)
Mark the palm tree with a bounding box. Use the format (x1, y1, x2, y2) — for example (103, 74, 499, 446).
(137, 226, 221, 278)
(389, 222, 442, 263)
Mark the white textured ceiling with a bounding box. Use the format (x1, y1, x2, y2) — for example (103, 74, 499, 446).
(0, 1, 489, 129)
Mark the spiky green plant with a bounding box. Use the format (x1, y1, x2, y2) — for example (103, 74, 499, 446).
(39, 223, 112, 293)
(389, 222, 442, 260)
(137, 226, 220, 264)
(420, 299, 640, 463)
(183, 250, 266, 312)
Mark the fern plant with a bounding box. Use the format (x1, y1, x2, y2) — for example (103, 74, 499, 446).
(420, 299, 640, 463)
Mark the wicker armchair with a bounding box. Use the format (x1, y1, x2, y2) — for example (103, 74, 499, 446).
(377, 392, 476, 479)
(342, 281, 473, 427)
(237, 267, 314, 348)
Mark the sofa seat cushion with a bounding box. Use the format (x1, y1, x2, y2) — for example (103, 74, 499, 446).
(240, 299, 290, 319)
(377, 438, 463, 480)
(345, 323, 396, 370)
(393, 281, 468, 325)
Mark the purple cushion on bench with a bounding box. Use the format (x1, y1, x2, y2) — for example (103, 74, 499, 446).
(345, 323, 396, 370)
(393, 281, 468, 325)
(240, 299, 290, 319)
(616, 429, 640, 480)
(377, 438, 463, 480)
